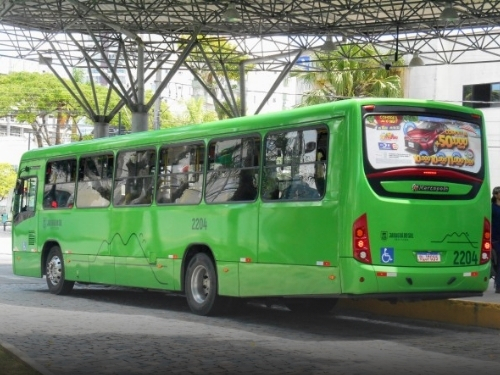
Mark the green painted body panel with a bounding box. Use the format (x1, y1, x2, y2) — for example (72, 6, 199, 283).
(12, 217, 40, 277)
(354, 193, 488, 267)
(217, 261, 240, 296)
(239, 263, 340, 297)
(381, 181, 472, 195)
(114, 257, 173, 289)
(11, 98, 491, 301)
(90, 256, 115, 284)
(258, 200, 337, 265)
(64, 254, 90, 281)
(12, 251, 41, 277)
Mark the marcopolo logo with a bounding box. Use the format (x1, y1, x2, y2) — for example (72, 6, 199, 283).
(412, 184, 449, 192)
(43, 217, 62, 229)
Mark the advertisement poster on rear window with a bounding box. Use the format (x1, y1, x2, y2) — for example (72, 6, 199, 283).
(364, 114, 482, 174)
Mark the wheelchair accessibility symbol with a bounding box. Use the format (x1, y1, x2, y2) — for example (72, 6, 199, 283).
(380, 247, 394, 264)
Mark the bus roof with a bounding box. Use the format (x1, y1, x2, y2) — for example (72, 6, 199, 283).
(19, 98, 482, 162)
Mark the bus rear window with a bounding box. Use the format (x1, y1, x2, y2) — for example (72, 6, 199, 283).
(364, 113, 482, 174)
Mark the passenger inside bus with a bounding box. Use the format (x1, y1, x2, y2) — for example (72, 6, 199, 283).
(315, 147, 326, 196)
(230, 169, 257, 201)
(281, 177, 320, 200)
(123, 151, 154, 205)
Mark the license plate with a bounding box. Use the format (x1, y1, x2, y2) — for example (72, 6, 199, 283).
(408, 141, 414, 148)
(417, 252, 441, 262)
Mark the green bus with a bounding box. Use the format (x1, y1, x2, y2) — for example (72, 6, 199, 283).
(11, 98, 492, 316)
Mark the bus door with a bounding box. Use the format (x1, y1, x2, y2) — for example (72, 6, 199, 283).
(12, 163, 41, 277)
(252, 126, 340, 296)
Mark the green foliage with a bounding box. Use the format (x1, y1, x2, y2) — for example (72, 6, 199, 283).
(72, 68, 85, 84)
(161, 98, 217, 128)
(0, 163, 17, 202)
(0, 72, 88, 146)
(0, 71, 136, 145)
(215, 97, 241, 120)
(0, 72, 73, 123)
(294, 44, 404, 106)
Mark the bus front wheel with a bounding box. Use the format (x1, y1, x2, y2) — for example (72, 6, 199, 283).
(45, 246, 74, 295)
(185, 253, 226, 316)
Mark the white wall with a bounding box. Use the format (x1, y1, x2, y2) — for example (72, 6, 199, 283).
(406, 63, 500, 192)
(244, 71, 299, 115)
(0, 136, 32, 168)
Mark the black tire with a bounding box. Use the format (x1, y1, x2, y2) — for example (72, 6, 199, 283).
(285, 298, 338, 314)
(432, 141, 440, 154)
(45, 246, 74, 295)
(185, 253, 227, 316)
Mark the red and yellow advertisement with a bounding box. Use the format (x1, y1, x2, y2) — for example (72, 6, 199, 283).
(364, 114, 482, 173)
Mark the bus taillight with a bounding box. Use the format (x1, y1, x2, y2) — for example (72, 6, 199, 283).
(480, 218, 491, 265)
(353, 214, 372, 264)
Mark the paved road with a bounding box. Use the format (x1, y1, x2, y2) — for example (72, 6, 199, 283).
(1, 229, 500, 375)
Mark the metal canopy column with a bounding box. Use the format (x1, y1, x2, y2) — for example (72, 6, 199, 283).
(132, 41, 147, 133)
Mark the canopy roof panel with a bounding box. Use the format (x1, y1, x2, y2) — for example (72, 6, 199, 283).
(0, 0, 498, 69)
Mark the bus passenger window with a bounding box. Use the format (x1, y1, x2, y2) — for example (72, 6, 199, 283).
(262, 126, 328, 201)
(114, 149, 156, 206)
(43, 159, 77, 209)
(77, 154, 113, 208)
(13, 177, 37, 224)
(157, 143, 205, 205)
(205, 136, 260, 203)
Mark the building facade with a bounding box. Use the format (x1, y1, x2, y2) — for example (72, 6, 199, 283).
(406, 62, 500, 190)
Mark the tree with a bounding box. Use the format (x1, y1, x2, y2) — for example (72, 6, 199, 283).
(0, 71, 139, 145)
(0, 163, 17, 202)
(294, 44, 404, 106)
(161, 98, 218, 128)
(0, 72, 77, 147)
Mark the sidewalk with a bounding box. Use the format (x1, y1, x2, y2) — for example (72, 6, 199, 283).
(0, 227, 12, 265)
(339, 279, 500, 329)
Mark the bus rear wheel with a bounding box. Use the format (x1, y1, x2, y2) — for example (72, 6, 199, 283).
(285, 298, 338, 313)
(185, 253, 226, 316)
(45, 246, 74, 295)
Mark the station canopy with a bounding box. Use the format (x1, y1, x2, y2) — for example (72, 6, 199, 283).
(0, 1, 498, 127)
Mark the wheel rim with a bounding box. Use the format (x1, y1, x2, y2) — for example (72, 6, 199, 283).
(190, 264, 210, 304)
(47, 255, 62, 286)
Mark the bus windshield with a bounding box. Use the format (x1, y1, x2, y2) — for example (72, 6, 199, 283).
(364, 113, 482, 174)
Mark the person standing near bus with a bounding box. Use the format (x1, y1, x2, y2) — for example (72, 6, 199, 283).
(492, 186, 500, 293)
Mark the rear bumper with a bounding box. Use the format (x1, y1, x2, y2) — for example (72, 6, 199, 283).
(339, 258, 490, 297)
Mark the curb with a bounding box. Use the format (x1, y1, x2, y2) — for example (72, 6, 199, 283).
(1, 341, 56, 375)
(337, 298, 500, 329)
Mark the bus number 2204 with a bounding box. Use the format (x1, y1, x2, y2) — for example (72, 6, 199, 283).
(192, 218, 208, 230)
(453, 251, 478, 265)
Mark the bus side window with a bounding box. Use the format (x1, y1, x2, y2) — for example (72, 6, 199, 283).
(113, 149, 156, 206)
(157, 142, 205, 205)
(262, 126, 328, 201)
(77, 154, 113, 208)
(13, 177, 37, 224)
(43, 159, 77, 209)
(205, 135, 260, 203)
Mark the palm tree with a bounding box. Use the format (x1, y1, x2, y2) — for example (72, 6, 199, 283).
(294, 43, 403, 106)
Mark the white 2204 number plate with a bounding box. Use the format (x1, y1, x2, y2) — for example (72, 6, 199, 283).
(417, 252, 441, 262)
